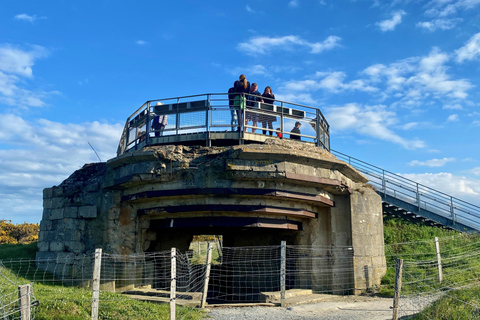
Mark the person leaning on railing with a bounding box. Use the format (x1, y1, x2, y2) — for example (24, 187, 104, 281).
(233, 74, 250, 131)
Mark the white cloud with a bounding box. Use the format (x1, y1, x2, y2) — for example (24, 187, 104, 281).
(425, 0, 480, 18)
(362, 48, 473, 103)
(455, 32, 480, 63)
(400, 172, 480, 206)
(443, 103, 463, 110)
(246, 5, 255, 13)
(447, 114, 459, 121)
(0, 113, 123, 223)
(136, 40, 148, 45)
(14, 13, 46, 23)
(230, 64, 267, 77)
(470, 167, 480, 176)
(288, 0, 299, 8)
(408, 157, 456, 167)
(376, 10, 406, 32)
(0, 44, 52, 107)
(237, 35, 341, 56)
(416, 18, 461, 31)
(325, 103, 425, 150)
(282, 71, 378, 94)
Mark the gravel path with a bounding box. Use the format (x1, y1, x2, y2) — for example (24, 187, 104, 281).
(205, 295, 428, 320)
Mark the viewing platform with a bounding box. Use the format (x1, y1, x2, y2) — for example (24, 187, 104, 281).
(117, 93, 330, 156)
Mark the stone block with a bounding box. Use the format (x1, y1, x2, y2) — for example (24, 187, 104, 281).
(43, 188, 53, 199)
(56, 252, 77, 264)
(52, 187, 64, 197)
(63, 230, 81, 241)
(64, 207, 78, 218)
(41, 208, 51, 220)
(51, 197, 65, 209)
(79, 206, 97, 218)
(37, 241, 50, 252)
(39, 231, 57, 242)
(39, 220, 52, 231)
(64, 218, 80, 230)
(43, 198, 53, 209)
(65, 241, 85, 253)
(50, 242, 65, 252)
(49, 208, 64, 220)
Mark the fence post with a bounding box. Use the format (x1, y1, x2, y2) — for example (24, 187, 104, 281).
(18, 284, 31, 320)
(434, 237, 443, 283)
(201, 243, 213, 308)
(280, 241, 286, 308)
(392, 259, 404, 320)
(91, 248, 102, 320)
(170, 248, 176, 320)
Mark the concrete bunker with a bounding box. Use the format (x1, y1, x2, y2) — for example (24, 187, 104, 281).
(37, 140, 386, 299)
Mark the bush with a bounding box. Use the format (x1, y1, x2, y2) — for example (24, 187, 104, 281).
(0, 220, 39, 244)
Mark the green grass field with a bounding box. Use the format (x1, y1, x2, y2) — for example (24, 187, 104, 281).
(0, 243, 204, 320)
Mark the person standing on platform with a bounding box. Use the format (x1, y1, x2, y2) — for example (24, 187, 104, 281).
(290, 121, 302, 140)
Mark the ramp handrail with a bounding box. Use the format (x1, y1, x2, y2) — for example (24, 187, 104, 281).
(331, 150, 480, 231)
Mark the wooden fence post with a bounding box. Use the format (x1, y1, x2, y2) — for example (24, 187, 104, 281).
(18, 284, 31, 320)
(392, 259, 404, 320)
(434, 237, 443, 283)
(280, 241, 286, 308)
(201, 243, 213, 308)
(91, 248, 102, 320)
(170, 247, 176, 320)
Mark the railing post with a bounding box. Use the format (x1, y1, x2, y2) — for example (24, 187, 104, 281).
(145, 101, 151, 147)
(280, 101, 284, 138)
(170, 247, 176, 320)
(175, 98, 180, 136)
(280, 241, 286, 308)
(416, 184, 421, 211)
(206, 95, 211, 147)
(434, 237, 443, 283)
(18, 284, 31, 320)
(91, 248, 102, 320)
(450, 198, 455, 225)
(382, 170, 386, 198)
(315, 110, 320, 147)
(392, 258, 404, 320)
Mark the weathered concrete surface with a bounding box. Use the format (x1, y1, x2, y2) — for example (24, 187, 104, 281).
(37, 139, 386, 293)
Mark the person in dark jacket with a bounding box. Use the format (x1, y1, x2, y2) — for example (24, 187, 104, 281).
(246, 83, 263, 133)
(228, 87, 240, 131)
(290, 121, 302, 140)
(261, 86, 276, 135)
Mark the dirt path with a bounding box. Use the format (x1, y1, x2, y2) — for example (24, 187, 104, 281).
(206, 295, 427, 320)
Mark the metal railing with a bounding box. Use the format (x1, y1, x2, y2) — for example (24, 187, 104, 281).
(116, 93, 330, 156)
(332, 150, 480, 231)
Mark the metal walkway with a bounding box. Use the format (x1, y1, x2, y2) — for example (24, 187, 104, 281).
(331, 150, 480, 232)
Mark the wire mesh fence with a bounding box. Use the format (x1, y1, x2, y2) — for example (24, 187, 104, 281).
(1, 236, 480, 319)
(384, 233, 480, 319)
(0, 261, 36, 320)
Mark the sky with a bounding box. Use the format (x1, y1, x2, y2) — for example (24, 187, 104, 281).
(1, 0, 480, 224)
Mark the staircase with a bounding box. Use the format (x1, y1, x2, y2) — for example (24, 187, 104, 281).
(331, 150, 480, 232)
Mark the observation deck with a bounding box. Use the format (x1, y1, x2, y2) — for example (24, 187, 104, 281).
(117, 93, 330, 156)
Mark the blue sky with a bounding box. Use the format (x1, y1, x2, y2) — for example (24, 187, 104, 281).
(1, 0, 480, 224)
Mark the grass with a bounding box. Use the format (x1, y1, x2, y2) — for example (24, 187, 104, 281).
(0, 242, 205, 320)
(0, 242, 38, 260)
(380, 215, 480, 319)
(413, 286, 480, 320)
